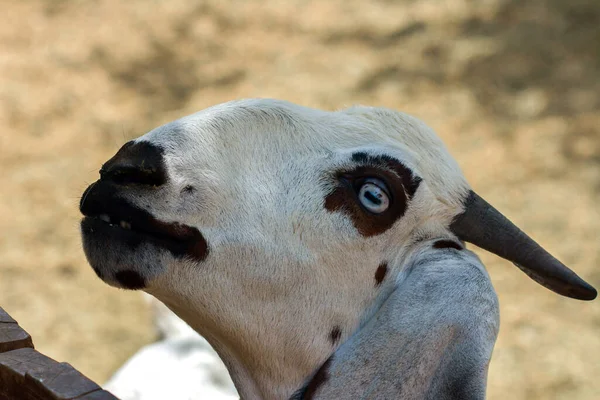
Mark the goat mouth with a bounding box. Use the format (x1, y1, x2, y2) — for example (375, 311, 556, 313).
(80, 182, 208, 262)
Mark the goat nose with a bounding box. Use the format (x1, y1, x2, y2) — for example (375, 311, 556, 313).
(100, 141, 167, 186)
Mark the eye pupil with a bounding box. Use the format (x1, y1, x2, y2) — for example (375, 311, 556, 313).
(364, 190, 382, 205)
(358, 180, 390, 214)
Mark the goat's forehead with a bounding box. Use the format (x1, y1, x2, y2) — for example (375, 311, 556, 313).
(139, 99, 470, 204)
(142, 99, 429, 152)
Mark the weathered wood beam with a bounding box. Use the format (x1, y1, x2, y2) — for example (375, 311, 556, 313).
(0, 307, 118, 400)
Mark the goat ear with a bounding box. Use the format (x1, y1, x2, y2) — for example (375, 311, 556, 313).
(451, 191, 597, 300)
(302, 250, 498, 399)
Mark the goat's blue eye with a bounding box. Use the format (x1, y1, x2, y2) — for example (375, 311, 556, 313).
(358, 179, 390, 213)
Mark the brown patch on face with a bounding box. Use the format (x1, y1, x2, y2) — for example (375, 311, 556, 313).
(301, 357, 333, 400)
(324, 153, 421, 237)
(374, 262, 388, 286)
(433, 240, 463, 250)
(329, 326, 342, 345)
(189, 234, 210, 262)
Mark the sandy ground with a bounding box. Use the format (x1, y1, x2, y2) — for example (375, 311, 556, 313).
(1, 0, 599, 399)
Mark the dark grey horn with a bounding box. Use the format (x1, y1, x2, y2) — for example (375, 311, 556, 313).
(451, 191, 597, 301)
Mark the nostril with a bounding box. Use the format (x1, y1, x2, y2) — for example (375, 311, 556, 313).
(101, 165, 163, 186)
(100, 141, 167, 187)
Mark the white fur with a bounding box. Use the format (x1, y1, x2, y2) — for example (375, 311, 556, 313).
(88, 99, 496, 399)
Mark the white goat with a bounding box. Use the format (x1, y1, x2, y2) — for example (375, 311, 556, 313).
(79, 99, 596, 399)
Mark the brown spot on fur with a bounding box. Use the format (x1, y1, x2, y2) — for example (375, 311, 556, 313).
(433, 240, 463, 250)
(375, 262, 388, 286)
(182, 185, 195, 194)
(301, 357, 333, 400)
(329, 326, 342, 345)
(324, 153, 421, 237)
(189, 233, 210, 262)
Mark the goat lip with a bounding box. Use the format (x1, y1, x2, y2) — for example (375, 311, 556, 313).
(81, 215, 190, 241)
(81, 216, 194, 256)
(79, 181, 208, 261)
(82, 212, 198, 243)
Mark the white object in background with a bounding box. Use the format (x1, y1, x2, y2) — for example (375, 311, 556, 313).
(105, 296, 238, 400)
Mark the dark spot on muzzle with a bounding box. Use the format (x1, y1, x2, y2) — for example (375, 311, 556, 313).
(114, 270, 146, 290)
(99, 141, 167, 187)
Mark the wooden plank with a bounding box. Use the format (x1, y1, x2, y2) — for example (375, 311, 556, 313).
(0, 347, 51, 399)
(25, 361, 101, 399)
(0, 347, 114, 400)
(0, 307, 119, 400)
(0, 307, 34, 354)
(74, 390, 120, 400)
(0, 323, 34, 354)
(0, 308, 17, 324)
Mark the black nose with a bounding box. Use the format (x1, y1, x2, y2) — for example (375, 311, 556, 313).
(100, 141, 167, 187)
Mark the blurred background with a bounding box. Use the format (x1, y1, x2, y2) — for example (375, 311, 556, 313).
(1, 0, 599, 399)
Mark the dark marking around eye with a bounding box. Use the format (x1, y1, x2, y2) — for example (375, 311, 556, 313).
(324, 153, 421, 237)
(183, 185, 195, 194)
(433, 240, 463, 250)
(351, 152, 370, 163)
(329, 326, 342, 345)
(375, 262, 388, 286)
(352, 153, 422, 198)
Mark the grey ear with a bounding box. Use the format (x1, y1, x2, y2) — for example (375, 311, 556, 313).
(450, 191, 597, 301)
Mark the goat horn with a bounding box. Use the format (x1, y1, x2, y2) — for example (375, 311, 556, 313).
(450, 191, 597, 300)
